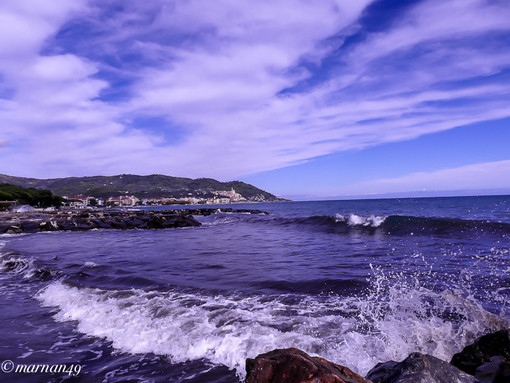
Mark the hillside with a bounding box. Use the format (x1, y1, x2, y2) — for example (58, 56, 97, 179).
(0, 174, 288, 202)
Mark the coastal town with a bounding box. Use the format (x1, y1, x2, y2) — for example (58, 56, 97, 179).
(66, 188, 251, 208)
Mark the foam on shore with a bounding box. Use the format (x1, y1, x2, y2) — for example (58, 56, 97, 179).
(37, 270, 509, 378)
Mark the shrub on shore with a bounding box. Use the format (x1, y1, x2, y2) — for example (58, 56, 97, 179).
(0, 183, 64, 209)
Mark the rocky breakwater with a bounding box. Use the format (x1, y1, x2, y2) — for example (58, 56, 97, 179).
(0, 208, 268, 234)
(246, 329, 510, 383)
(0, 210, 201, 233)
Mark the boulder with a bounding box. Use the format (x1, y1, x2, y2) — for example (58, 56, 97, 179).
(90, 219, 112, 229)
(21, 221, 40, 233)
(366, 353, 477, 383)
(475, 355, 510, 383)
(147, 216, 165, 229)
(6, 225, 22, 234)
(451, 329, 510, 380)
(245, 348, 372, 383)
(60, 220, 76, 231)
(39, 220, 60, 231)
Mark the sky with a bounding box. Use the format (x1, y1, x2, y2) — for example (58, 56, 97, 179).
(0, 0, 509, 200)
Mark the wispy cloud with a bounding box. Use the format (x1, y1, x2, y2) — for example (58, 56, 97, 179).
(334, 159, 510, 197)
(0, 0, 509, 186)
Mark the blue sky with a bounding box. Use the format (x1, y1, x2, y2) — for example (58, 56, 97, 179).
(0, 0, 509, 199)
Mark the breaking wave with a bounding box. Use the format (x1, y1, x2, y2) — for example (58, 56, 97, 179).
(37, 269, 509, 379)
(275, 214, 510, 236)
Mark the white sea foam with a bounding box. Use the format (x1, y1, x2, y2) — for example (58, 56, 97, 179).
(0, 254, 38, 278)
(335, 213, 387, 227)
(37, 272, 509, 379)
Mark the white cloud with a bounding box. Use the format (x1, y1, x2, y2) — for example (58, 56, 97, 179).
(336, 160, 510, 196)
(0, 0, 509, 187)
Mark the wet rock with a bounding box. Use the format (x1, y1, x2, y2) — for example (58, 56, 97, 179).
(110, 219, 128, 229)
(451, 330, 510, 376)
(365, 361, 398, 383)
(90, 219, 112, 229)
(147, 216, 165, 229)
(245, 348, 372, 383)
(6, 225, 22, 234)
(125, 218, 146, 228)
(475, 355, 510, 383)
(366, 353, 477, 383)
(39, 220, 59, 231)
(21, 221, 40, 233)
(60, 220, 76, 231)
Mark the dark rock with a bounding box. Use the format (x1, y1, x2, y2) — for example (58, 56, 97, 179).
(475, 355, 510, 383)
(39, 221, 59, 231)
(451, 329, 510, 375)
(182, 215, 201, 227)
(90, 219, 112, 229)
(0, 224, 11, 234)
(21, 221, 40, 233)
(365, 361, 398, 383)
(494, 359, 510, 383)
(125, 219, 146, 228)
(74, 223, 96, 230)
(147, 216, 165, 229)
(110, 220, 127, 229)
(245, 348, 372, 383)
(366, 353, 477, 383)
(6, 225, 22, 234)
(60, 220, 76, 231)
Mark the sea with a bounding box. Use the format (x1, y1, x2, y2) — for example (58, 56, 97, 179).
(1, 196, 509, 382)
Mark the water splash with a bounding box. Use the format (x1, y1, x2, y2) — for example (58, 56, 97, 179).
(335, 214, 387, 227)
(37, 266, 509, 378)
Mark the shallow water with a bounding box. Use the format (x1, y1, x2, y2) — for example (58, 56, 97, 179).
(1, 196, 509, 382)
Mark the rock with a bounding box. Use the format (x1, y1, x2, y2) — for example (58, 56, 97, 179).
(475, 355, 510, 383)
(21, 221, 40, 233)
(365, 361, 398, 383)
(110, 219, 128, 229)
(366, 353, 477, 383)
(125, 218, 146, 228)
(39, 220, 59, 231)
(245, 348, 372, 383)
(60, 220, 76, 231)
(90, 219, 112, 229)
(6, 225, 22, 234)
(147, 216, 165, 229)
(451, 329, 510, 376)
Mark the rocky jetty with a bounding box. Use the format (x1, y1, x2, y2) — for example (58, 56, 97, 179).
(246, 329, 510, 383)
(0, 208, 268, 234)
(246, 348, 371, 383)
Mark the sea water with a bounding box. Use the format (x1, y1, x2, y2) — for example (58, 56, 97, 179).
(1, 196, 509, 382)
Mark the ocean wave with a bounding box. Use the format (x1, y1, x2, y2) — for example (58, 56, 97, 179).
(276, 214, 510, 236)
(0, 253, 55, 281)
(335, 213, 387, 227)
(37, 271, 509, 379)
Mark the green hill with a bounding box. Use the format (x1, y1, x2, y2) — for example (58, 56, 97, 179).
(0, 174, 288, 202)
